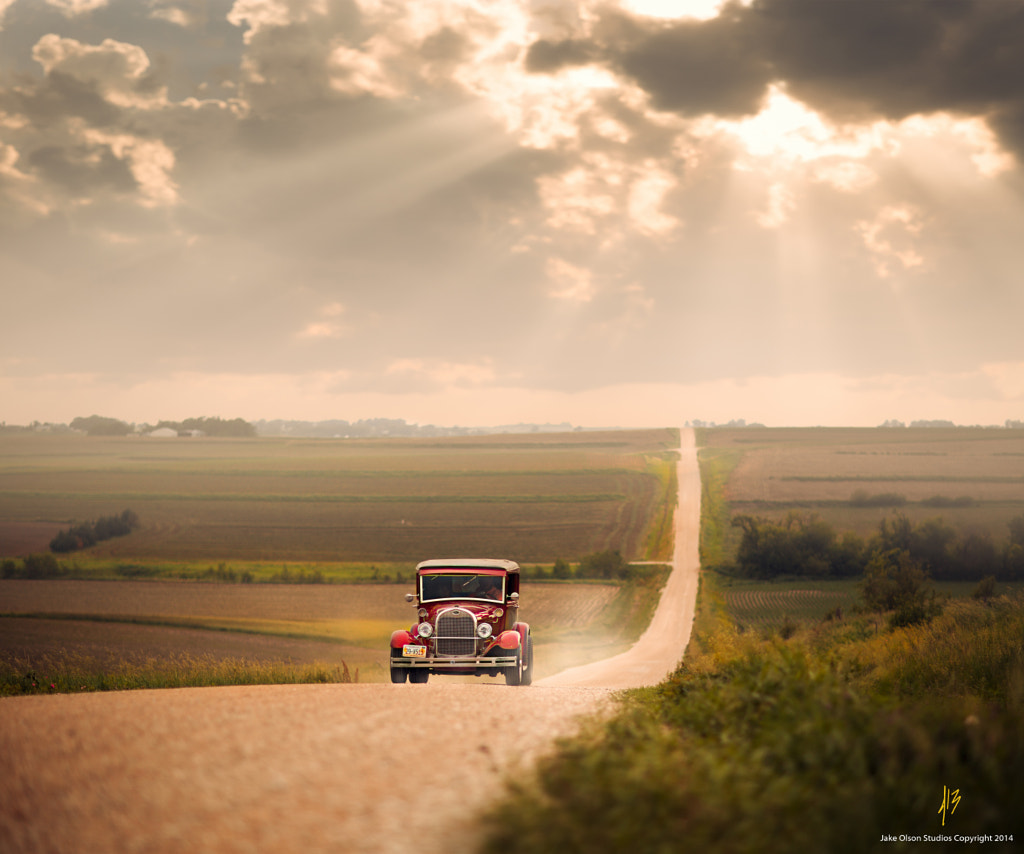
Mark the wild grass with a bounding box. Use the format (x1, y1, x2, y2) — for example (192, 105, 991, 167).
(2, 612, 396, 648)
(695, 445, 741, 570)
(641, 454, 678, 561)
(0, 650, 358, 696)
(479, 596, 1024, 854)
(25, 557, 415, 583)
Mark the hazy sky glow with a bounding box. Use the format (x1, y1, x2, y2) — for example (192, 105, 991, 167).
(3, 0, 1024, 428)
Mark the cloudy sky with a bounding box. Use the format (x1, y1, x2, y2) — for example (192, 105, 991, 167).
(2, 0, 1024, 428)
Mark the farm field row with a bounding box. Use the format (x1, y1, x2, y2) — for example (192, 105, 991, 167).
(0, 429, 679, 563)
(717, 575, 1024, 632)
(700, 426, 1024, 541)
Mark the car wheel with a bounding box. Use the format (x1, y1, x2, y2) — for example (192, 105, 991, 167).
(504, 644, 523, 686)
(521, 634, 534, 687)
(390, 649, 408, 684)
(409, 668, 429, 684)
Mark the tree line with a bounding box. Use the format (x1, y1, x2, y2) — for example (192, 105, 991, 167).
(731, 510, 1024, 582)
(49, 509, 140, 553)
(68, 415, 256, 437)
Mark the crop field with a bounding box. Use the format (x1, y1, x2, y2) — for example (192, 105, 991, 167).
(717, 576, 1024, 633)
(0, 429, 678, 564)
(700, 426, 1024, 545)
(0, 578, 627, 686)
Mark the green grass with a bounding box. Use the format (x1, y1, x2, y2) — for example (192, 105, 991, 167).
(642, 454, 678, 561)
(695, 443, 741, 569)
(13, 556, 416, 583)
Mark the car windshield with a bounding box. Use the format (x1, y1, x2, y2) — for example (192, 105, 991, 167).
(420, 573, 504, 602)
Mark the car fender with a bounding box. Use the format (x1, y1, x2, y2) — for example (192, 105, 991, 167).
(513, 621, 530, 641)
(495, 630, 521, 650)
(390, 629, 416, 649)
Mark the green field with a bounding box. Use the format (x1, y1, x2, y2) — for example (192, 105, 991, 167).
(0, 429, 678, 564)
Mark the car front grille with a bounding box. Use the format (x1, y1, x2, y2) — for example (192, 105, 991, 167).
(436, 609, 476, 656)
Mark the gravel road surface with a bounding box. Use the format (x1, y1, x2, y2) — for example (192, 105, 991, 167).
(0, 429, 700, 854)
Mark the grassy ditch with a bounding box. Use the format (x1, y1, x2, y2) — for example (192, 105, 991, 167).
(479, 597, 1024, 853)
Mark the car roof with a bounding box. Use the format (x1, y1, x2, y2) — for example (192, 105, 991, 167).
(416, 558, 520, 574)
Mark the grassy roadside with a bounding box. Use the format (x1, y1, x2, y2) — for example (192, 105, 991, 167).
(1, 652, 359, 694)
(2, 556, 414, 584)
(476, 437, 1024, 853)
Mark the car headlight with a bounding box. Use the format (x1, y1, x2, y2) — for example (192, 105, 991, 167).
(476, 622, 493, 639)
(417, 622, 433, 638)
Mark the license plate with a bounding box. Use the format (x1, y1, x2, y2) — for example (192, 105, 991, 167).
(402, 644, 427, 658)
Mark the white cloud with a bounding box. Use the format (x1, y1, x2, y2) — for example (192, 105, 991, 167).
(328, 42, 404, 99)
(538, 162, 617, 234)
(44, 0, 109, 16)
(150, 5, 194, 27)
(855, 205, 926, 280)
(297, 302, 347, 339)
(79, 128, 179, 206)
(546, 257, 595, 303)
(0, 0, 17, 30)
(228, 0, 327, 43)
(811, 160, 877, 194)
(32, 34, 167, 109)
(754, 181, 795, 229)
(627, 161, 679, 236)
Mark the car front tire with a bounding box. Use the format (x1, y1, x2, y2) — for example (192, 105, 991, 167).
(390, 648, 408, 684)
(505, 641, 526, 686)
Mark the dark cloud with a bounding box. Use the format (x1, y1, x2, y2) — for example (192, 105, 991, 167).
(28, 142, 136, 196)
(524, 38, 596, 73)
(526, 0, 1024, 156)
(4, 71, 123, 129)
(612, 8, 771, 117)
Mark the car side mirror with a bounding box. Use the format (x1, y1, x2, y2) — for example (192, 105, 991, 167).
(405, 593, 415, 603)
(509, 592, 519, 607)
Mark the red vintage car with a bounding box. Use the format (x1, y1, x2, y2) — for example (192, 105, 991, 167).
(389, 558, 533, 685)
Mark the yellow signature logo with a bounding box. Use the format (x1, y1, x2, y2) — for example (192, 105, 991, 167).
(938, 786, 961, 827)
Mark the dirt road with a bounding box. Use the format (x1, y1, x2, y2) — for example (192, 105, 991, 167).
(0, 430, 700, 854)
(538, 427, 700, 688)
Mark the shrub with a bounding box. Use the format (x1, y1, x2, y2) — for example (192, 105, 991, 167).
(577, 550, 627, 579)
(973, 575, 997, 601)
(859, 548, 941, 628)
(850, 490, 907, 507)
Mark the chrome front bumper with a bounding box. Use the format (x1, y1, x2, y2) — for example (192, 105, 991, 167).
(391, 654, 518, 669)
